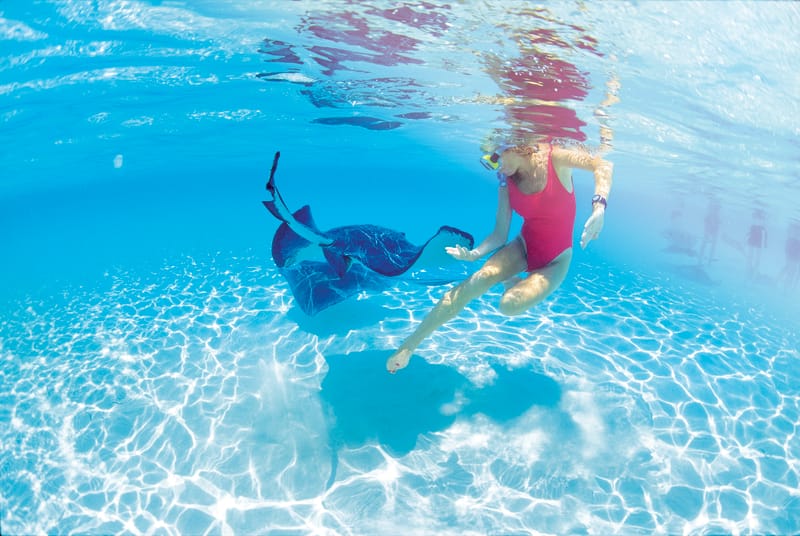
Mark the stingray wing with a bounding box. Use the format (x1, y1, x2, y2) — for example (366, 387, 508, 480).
(399, 225, 476, 284)
(322, 225, 417, 276)
(325, 224, 474, 280)
(281, 258, 385, 316)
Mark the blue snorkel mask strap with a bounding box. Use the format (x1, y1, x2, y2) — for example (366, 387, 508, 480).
(496, 171, 508, 188)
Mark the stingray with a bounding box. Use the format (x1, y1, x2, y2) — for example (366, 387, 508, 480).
(263, 151, 474, 316)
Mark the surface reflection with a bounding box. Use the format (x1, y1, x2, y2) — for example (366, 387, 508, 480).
(255, 2, 612, 140)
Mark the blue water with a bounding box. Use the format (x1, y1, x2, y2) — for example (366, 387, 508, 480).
(2, 1, 799, 535)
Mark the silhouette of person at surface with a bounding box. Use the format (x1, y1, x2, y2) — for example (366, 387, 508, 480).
(777, 219, 800, 290)
(746, 209, 768, 279)
(698, 198, 721, 265)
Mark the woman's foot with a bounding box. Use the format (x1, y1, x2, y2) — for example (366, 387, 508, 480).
(386, 348, 413, 374)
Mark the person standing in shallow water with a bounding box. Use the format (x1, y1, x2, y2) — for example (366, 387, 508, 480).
(699, 198, 721, 265)
(386, 142, 613, 373)
(777, 219, 800, 290)
(746, 209, 768, 279)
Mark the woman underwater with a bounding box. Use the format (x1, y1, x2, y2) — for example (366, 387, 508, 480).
(387, 142, 613, 373)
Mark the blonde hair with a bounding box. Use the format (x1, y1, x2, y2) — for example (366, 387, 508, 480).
(507, 145, 537, 156)
(506, 139, 598, 157)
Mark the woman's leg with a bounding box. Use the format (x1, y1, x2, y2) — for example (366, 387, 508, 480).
(498, 249, 572, 316)
(386, 238, 528, 373)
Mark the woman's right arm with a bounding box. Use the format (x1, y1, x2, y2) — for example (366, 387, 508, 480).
(447, 185, 512, 261)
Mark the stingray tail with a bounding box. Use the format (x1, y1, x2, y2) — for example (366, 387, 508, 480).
(263, 151, 334, 247)
(264, 151, 288, 222)
(264, 151, 354, 277)
(267, 150, 280, 192)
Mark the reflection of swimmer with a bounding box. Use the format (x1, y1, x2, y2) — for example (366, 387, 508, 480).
(777, 220, 800, 290)
(386, 141, 612, 373)
(746, 209, 767, 278)
(480, 11, 600, 142)
(698, 199, 720, 265)
(594, 75, 620, 155)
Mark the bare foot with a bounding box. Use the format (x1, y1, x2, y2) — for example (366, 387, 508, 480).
(386, 348, 412, 374)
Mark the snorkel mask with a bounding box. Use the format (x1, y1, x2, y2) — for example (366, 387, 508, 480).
(480, 144, 513, 171)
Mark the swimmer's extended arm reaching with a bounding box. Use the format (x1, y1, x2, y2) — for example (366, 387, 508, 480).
(446, 181, 512, 261)
(551, 146, 613, 249)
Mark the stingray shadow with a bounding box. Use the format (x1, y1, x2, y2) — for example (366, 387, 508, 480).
(320, 350, 562, 458)
(670, 263, 717, 286)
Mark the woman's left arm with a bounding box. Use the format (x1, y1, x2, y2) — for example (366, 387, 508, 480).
(552, 146, 614, 249)
(552, 145, 613, 201)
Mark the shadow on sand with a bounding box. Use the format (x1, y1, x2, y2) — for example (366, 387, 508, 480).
(320, 350, 562, 458)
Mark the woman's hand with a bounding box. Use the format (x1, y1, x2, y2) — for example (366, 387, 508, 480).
(446, 244, 481, 261)
(580, 207, 605, 249)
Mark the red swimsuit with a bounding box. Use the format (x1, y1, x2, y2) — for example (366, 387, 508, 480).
(506, 146, 576, 271)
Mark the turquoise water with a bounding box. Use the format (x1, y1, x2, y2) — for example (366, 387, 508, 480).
(2, 1, 799, 535)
